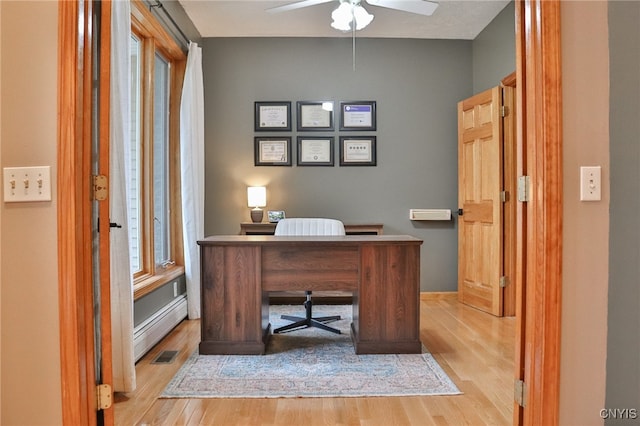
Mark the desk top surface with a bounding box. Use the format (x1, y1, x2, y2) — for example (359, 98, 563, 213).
(198, 234, 422, 246)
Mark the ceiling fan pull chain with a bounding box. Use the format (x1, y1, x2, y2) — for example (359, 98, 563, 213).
(352, 17, 356, 71)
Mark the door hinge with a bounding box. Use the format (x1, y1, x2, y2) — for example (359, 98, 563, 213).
(500, 190, 508, 203)
(92, 175, 108, 201)
(517, 176, 531, 202)
(500, 105, 509, 117)
(515, 379, 527, 407)
(96, 384, 112, 410)
(499, 276, 509, 288)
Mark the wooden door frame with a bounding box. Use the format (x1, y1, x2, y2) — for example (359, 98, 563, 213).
(58, 1, 113, 425)
(57, 0, 563, 424)
(514, 0, 562, 424)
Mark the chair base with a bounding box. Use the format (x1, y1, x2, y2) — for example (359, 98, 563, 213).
(273, 292, 341, 334)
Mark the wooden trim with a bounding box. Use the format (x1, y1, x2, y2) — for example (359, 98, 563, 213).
(502, 71, 517, 88)
(517, 1, 563, 425)
(133, 265, 185, 300)
(98, 1, 114, 424)
(170, 58, 187, 268)
(57, 1, 97, 425)
(420, 292, 458, 301)
(514, 2, 528, 421)
(502, 82, 517, 317)
(131, 0, 183, 59)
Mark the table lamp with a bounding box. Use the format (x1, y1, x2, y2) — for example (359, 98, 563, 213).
(247, 186, 266, 223)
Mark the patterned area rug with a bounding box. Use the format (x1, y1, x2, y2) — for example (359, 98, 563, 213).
(160, 305, 461, 398)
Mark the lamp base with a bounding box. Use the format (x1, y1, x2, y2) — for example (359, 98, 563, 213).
(250, 209, 263, 223)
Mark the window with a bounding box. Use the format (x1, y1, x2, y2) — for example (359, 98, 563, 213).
(130, 3, 186, 298)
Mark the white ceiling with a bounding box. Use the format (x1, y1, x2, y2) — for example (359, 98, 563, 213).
(178, 0, 511, 40)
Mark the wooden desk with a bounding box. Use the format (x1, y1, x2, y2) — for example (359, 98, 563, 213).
(198, 235, 422, 355)
(240, 222, 384, 235)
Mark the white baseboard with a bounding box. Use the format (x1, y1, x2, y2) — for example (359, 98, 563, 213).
(133, 295, 187, 362)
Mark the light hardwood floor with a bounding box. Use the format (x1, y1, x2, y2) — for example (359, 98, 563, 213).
(115, 295, 515, 425)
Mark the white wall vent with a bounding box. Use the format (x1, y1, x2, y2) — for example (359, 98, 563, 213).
(409, 209, 452, 221)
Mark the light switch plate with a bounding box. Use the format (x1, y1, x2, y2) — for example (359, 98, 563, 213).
(3, 166, 52, 202)
(580, 166, 601, 201)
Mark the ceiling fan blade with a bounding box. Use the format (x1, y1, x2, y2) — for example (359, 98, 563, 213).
(266, 0, 335, 14)
(365, 0, 439, 16)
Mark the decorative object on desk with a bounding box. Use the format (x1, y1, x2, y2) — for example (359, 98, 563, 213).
(247, 186, 267, 223)
(160, 305, 461, 399)
(254, 136, 292, 166)
(297, 136, 334, 166)
(297, 101, 334, 131)
(267, 210, 286, 223)
(254, 101, 291, 131)
(339, 136, 377, 166)
(339, 101, 376, 131)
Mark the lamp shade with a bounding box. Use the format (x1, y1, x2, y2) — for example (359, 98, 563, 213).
(353, 5, 374, 30)
(331, 1, 374, 31)
(247, 186, 266, 208)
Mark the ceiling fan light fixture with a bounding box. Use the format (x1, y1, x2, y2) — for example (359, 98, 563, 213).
(353, 4, 374, 30)
(331, 2, 353, 31)
(331, 1, 374, 32)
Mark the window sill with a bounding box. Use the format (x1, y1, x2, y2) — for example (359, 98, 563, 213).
(133, 265, 185, 301)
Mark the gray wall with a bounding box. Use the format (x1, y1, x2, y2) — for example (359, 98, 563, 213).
(472, 1, 516, 93)
(202, 37, 471, 291)
(201, 9, 515, 292)
(606, 1, 640, 423)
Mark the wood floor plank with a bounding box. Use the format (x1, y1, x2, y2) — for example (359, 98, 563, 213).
(114, 297, 515, 425)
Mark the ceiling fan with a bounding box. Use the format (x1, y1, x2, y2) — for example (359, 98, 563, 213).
(267, 0, 439, 31)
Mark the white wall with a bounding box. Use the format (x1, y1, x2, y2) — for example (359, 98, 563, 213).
(560, 2, 609, 425)
(0, 2, 61, 424)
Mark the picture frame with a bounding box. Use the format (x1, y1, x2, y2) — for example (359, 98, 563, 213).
(268, 210, 286, 223)
(297, 136, 334, 166)
(254, 137, 292, 166)
(339, 101, 376, 131)
(255, 101, 291, 131)
(297, 101, 334, 131)
(339, 136, 377, 166)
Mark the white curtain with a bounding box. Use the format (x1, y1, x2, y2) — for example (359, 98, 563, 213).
(180, 42, 205, 319)
(109, 0, 135, 392)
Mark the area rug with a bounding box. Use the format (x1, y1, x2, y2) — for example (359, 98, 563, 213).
(160, 305, 461, 398)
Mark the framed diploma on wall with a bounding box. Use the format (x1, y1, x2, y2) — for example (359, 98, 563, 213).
(339, 136, 377, 166)
(254, 137, 292, 166)
(297, 136, 334, 166)
(255, 101, 292, 131)
(297, 101, 334, 131)
(339, 101, 376, 131)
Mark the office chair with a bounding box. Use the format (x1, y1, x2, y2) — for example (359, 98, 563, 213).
(272, 218, 345, 334)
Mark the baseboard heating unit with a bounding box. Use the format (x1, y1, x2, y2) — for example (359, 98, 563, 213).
(134, 295, 187, 362)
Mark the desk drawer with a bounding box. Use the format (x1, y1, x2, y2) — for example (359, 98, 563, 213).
(262, 246, 359, 291)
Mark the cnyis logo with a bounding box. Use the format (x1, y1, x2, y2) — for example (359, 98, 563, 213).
(600, 408, 639, 420)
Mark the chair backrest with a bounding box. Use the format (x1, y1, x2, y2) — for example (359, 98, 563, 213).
(274, 218, 346, 236)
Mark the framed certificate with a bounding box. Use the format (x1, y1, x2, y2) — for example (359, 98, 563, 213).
(254, 137, 292, 166)
(297, 137, 334, 166)
(255, 101, 291, 131)
(339, 136, 377, 166)
(339, 101, 376, 131)
(297, 101, 334, 131)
